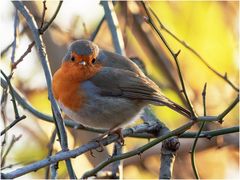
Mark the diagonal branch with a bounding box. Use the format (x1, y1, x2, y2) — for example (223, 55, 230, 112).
(149, 7, 239, 92)
(12, 1, 75, 179)
(142, 2, 196, 118)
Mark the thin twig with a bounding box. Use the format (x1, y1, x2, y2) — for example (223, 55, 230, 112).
(217, 95, 239, 121)
(1, 115, 26, 136)
(11, 41, 35, 70)
(149, 7, 239, 92)
(1, 135, 22, 167)
(39, 0, 47, 30)
(39, 1, 63, 34)
(11, 0, 63, 70)
(142, 2, 196, 118)
(1, 71, 20, 119)
(12, 1, 75, 179)
(89, 15, 105, 41)
(191, 83, 207, 179)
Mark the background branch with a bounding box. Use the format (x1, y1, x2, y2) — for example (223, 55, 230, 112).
(142, 2, 196, 118)
(149, 7, 239, 92)
(12, 1, 75, 178)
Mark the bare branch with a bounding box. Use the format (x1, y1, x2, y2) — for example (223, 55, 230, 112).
(1, 135, 22, 167)
(11, 41, 35, 70)
(1, 71, 20, 119)
(39, 0, 47, 30)
(149, 7, 239, 92)
(101, 1, 125, 56)
(45, 129, 57, 179)
(142, 2, 196, 118)
(191, 83, 207, 179)
(12, 1, 75, 178)
(89, 15, 105, 41)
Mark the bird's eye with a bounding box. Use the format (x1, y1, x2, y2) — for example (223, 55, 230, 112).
(91, 58, 96, 64)
(71, 56, 75, 61)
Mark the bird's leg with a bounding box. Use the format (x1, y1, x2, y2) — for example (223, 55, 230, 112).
(109, 128, 124, 146)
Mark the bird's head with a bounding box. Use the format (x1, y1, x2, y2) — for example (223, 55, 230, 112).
(60, 40, 102, 82)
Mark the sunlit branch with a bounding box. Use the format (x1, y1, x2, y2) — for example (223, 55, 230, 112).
(191, 83, 207, 179)
(142, 2, 196, 118)
(149, 7, 239, 92)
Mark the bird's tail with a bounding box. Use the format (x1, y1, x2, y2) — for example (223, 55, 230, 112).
(164, 100, 192, 118)
(152, 94, 192, 118)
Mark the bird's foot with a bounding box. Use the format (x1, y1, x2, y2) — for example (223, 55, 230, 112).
(109, 128, 125, 146)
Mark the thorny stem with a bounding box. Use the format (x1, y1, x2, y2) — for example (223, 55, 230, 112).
(142, 2, 196, 118)
(191, 83, 207, 179)
(149, 7, 239, 92)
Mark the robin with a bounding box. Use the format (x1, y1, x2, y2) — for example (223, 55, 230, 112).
(52, 40, 191, 135)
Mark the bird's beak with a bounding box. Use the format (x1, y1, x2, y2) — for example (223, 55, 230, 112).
(79, 61, 86, 66)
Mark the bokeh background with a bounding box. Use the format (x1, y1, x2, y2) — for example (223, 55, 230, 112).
(0, 0, 239, 179)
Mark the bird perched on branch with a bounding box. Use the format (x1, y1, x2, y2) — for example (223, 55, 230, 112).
(52, 40, 191, 139)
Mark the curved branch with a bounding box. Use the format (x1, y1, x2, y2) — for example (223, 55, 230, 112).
(12, 1, 75, 178)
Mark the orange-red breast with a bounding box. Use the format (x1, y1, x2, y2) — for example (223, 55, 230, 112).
(52, 40, 191, 129)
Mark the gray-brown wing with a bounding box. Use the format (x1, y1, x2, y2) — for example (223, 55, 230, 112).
(89, 67, 169, 105)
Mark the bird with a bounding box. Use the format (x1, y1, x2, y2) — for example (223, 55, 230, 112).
(52, 40, 191, 137)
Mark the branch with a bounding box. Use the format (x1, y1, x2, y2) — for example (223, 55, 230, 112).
(101, 1, 125, 55)
(11, 41, 35, 70)
(12, 1, 75, 179)
(142, 2, 196, 118)
(81, 121, 194, 179)
(149, 7, 239, 92)
(89, 15, 105, 41)
(45, 128, 57, 179)
(191, 83, 207, 179)
(1, 71, 20, 119)
(217, 95, 239, 120)
(39, 1, 63, 34)
(11, 0, 63, 70)
(0, 115, 26, 136)
(142, 107, 179, 179)
(1, 135, 22, 167)
(1, 122, 165, 179)
(39, 0, 47, 30)
(10, 9, 19, 64)
(110, 143, 123, 179)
